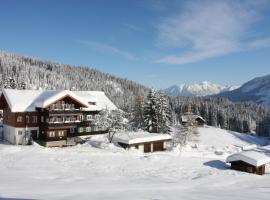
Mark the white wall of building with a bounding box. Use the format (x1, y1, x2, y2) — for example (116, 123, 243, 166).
(3, 124, 39, 145)
(138, 144, 144, 152)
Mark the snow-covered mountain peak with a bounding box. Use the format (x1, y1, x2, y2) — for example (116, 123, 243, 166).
(163, 81, 238, 97)
(217, 74, 270, 107)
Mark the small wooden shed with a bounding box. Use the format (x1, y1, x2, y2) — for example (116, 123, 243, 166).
(113, 132, 172, 153)
(226, 151, 270, 175)
(181, 115, 205, 127)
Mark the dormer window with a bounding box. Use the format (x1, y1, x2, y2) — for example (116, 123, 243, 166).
(17, 116, 23, 122)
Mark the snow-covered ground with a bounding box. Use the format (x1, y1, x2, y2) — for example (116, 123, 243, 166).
(1, 127, 270, 200)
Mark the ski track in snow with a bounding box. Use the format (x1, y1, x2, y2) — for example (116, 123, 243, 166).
(0, 127, 270, 200)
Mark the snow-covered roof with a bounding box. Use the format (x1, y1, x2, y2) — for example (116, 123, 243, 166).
(113, 132, 172, 145)
(195, 115, 205, 122)
(226, 151, 270, 167)
(74, 91, 117, 111)
(35, 90, 89, 108)
(181, 115, 189, 122)
(1, 89, 117, 112)
(181, 115, 205, 123)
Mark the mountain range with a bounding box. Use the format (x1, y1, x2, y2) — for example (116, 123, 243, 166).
(162, 81, 238, 97)
(216, 74, 270, 107)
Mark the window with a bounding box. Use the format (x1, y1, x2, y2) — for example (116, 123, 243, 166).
(86, 115, 92, 120)
(48, 131, 55, 137)
(26, 115, 29, 123)
(79, 115, 83, 121)
(58, 131, 65, 137)
(88, 102, 96, 105)
(70, 104, 75, 110)
(18, 130, 23, 135)
(41, 116, 44, 123)
(70, 128, 75, 133)
(78, 127, 84, 133)
(17, 116, 23, 122)
(91, 126, 96, 132)
(57, 117, 63, 123)
(65, 117, 70, 122)
(32, 116, 38, 123)
(70, 116, 75, 122)
(86, 127, 91, 132)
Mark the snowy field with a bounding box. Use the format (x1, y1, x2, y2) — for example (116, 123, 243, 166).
(1, 127, 270, 200)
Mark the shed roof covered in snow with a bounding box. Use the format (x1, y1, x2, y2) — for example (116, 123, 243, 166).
(181, 115, 205, 123)
(113, 132, 172, 145)
(226, 151, 270, 167)
(1, 89, 117, 112)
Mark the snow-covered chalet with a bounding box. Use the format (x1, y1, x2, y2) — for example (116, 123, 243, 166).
(0, 89, 117, 147)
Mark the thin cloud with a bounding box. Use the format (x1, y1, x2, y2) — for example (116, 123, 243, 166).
(124, 23, 144, 32)
(79, 40, 136, 60)
(155, 0, 270, 65)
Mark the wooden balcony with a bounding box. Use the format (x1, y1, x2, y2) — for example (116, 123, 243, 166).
(42, 121, 81, 129)
(70, 129, 108, 137)
(43, 109, 83, 116)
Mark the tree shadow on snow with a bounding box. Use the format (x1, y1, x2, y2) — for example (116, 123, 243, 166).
(229, 132, 269, 147)
(0, 198, 36, 200)
(203, 160, 230, 170)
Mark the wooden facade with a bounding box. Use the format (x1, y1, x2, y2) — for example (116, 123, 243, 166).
(0, 93, 108, 147)
(194, 117, 205, 127)
(181, 115, 205, 128)
(117, 139, 169, 153)
(230, 160, 266, 175)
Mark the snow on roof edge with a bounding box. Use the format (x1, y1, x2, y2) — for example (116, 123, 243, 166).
(2, 89, 117, 112)
(2, 89, 14, 112)
(35, 90, 89, 108)
(226, 151, 270, 167)
(113, 133, 172, 145)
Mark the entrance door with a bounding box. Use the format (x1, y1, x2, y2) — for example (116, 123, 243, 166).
(30, 130, 38, 140)
(153, 142, 164, 152)
(144, 143, 151, 153)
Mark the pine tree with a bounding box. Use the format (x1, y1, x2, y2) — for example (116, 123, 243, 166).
(131, 90, 145, 130)
(143, 89, 158, 133)
(157, 92, 171, 133)
(143, 90, 171, 133)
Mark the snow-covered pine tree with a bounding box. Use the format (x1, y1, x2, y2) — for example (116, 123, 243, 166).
(143, 90, 171, 133)
(131, 90, 145, 130)
(256, 115, 270, 136)
(143, 89, 158, 133)
(9, 78, 16, 89)
(95, 109, 131, 142)
(20, 81, 26, 90)
(156, 92, 171, 133)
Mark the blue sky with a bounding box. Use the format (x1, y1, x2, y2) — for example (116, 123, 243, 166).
(0, 0, 270, 89)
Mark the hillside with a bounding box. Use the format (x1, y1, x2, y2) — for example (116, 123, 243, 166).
(182, 126, 268, 157)
(162, 81, 237, 97)
(0, 51, 269, 135)
(0, 126, 269, 199)
(0, 51, 149, 111)
(217, 74, 270, 107)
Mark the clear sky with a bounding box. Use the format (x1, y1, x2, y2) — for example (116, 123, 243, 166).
(0, 0, 270, 89)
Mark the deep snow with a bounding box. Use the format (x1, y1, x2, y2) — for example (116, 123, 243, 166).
(1, 127, 270, 200)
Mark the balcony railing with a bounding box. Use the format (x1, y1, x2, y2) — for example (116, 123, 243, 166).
(70, 129, 108, 137)
(44, 109, 83, 115)
(43, 121, 81, 129)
